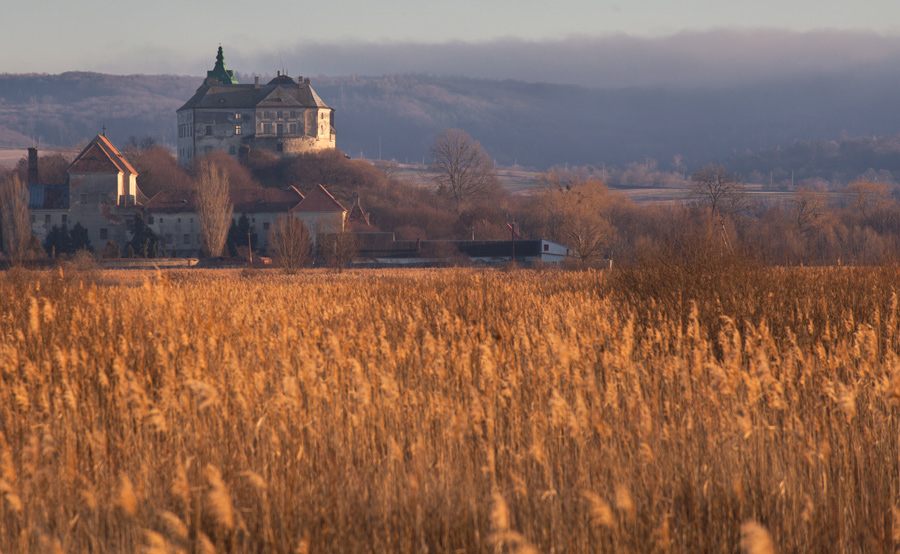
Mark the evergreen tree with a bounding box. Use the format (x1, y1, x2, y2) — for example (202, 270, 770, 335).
(226, 213, 256, 256)
(127, 211, 159, 258)
(43, 224, 73, 256)
(70, 223, 93, 252)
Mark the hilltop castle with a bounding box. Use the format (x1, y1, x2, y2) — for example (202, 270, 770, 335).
(176, 46, 336, 167)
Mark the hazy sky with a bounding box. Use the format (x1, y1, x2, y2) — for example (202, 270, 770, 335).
(2, 0, 899, 80)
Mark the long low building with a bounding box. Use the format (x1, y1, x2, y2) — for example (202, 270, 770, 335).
(353, 233, 580, 266)
(25, 136, 349, 257)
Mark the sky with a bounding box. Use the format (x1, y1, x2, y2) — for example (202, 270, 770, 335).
(2, 0, 900, 86)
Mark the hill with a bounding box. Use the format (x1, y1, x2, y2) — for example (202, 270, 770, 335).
(1, 69, 900, 172)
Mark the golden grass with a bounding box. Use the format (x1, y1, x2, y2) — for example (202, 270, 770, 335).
(0, 266, 898, 552)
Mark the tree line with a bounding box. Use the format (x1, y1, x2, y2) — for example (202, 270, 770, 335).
(4, 129, 900, 269)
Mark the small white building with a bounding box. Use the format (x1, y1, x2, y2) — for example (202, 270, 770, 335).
(28, 136, 145, 248)
(143, 184, 347, 257)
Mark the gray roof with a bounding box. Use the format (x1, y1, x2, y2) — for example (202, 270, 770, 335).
(28, 185, 69, 210)
(178, 76, 331, 112)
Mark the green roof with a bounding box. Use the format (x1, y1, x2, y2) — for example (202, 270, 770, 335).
(206, 46, 238, 85)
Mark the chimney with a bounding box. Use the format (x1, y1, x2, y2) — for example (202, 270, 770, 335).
(254, 76, 259, 88)
(27, 147, 39, 186)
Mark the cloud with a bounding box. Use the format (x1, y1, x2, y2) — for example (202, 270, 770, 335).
(242, 29, 900, 89)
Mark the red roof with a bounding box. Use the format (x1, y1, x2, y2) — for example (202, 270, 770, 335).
(67, 135, 139, 175)
(231, 187, 303, 213)
(292, 184, 346, 213)
(144, 187, 305, 214)
(143, 189, 198, 213)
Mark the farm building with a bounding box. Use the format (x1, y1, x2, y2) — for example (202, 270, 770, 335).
(25, 138, 349, 258)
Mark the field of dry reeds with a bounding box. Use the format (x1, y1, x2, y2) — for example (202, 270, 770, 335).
(1, 265, 899, 553)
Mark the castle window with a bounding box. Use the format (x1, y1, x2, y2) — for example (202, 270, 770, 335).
(235, 125, 242, 135)
(290, 111, 297, 118)
(100, 228, 108, 240)
(263, 123, 272, 134)
(80, 194, 87, 204)
(235, 113, 242, 119)
(277, 111, 283, 119)
(263, 222, 270, 232)
(205, 125, 212, 135)
(45, 214, 51, 225)
(229, 145, 236, 154)
(148, 215, 154, 224)
(62, 215, 67, 225)
(276, 143, 284, 152)
(289, 123, 297, 134)
(184, 234, 190, 245)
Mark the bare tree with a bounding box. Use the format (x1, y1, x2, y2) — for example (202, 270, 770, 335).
(533, 172, 617, 266)
(429, 129, 499, 203)
(196, 160, 233, 258)
(269, 216, 312, 273)
(0, 173, 32, 265)
(847, 178, 890, 223)
(791, 186, 826, 240)
(317, 227, 359, 272)
(691, 165, 745, 216)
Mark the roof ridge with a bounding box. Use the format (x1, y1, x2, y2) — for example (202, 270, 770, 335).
(67, 135, 138, 175)
(291, 183, 346, 213)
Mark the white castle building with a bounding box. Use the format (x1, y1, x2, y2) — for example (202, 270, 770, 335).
(177, 47, 336, 167)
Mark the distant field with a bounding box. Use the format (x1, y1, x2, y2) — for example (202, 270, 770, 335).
(0, 149, 24, 168)
(1, 149, 840, 206)
(1, 266, 898, 552)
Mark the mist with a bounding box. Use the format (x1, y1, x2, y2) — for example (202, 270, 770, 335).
(235, 29, 900, 89)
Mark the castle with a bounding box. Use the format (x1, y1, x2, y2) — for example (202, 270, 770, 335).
(19, 47, 347, 258)
(177, 47, 336, 166)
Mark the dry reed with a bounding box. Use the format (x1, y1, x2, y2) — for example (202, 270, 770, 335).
(0, 266, 898, 552)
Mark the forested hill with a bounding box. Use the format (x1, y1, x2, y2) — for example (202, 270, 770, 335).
(2, 69, 900, 173)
